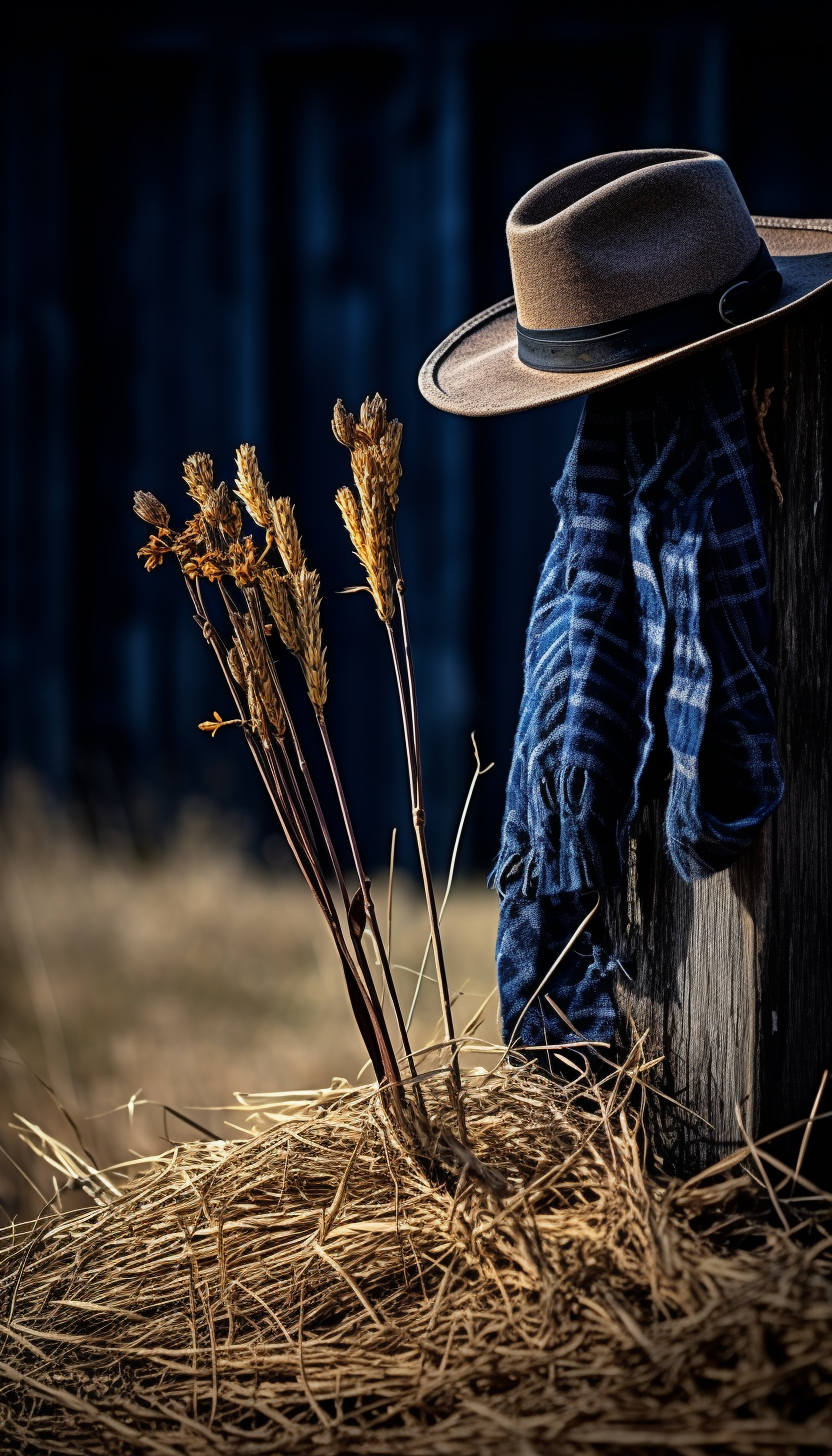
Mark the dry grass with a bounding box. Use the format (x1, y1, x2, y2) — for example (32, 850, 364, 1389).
(1, 1057, 832, 1453)
(2, 786, 832, 1452)
(0, 775, 498, 1220)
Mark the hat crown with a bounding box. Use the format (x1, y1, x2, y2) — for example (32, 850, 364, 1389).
(507, 149, 760, 331)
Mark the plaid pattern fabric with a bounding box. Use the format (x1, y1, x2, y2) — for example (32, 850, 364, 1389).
(493, 349, 783, 1053)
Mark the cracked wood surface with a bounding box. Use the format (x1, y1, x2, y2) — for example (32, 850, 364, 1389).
(605, 297, 832, 1177)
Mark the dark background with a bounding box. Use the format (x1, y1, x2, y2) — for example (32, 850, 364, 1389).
(3, 2, 831, 876)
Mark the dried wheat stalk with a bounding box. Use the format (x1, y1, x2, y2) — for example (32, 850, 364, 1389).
(333, 395, 459, 1115)
(134, 430, 450, 1128)
(135, 448, 406, 1109)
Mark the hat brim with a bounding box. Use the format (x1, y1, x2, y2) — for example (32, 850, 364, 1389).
(418, 220, 832, 417)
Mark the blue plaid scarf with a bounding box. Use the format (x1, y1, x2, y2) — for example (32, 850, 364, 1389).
(493, 349, 783, 1058)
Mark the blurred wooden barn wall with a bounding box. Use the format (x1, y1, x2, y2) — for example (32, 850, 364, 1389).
(2, 8, 830, 871)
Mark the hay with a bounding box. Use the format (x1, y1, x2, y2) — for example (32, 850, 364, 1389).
(1, 1059, 832, 1455)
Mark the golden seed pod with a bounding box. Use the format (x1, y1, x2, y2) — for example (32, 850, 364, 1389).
(359, 392, 387, 443)
(227, 647, 245, 686)
(331, 399, 356, 450)
(336, 453, 396, 621)
(293, 568, 328, 710)
(245, 677, 269, 746)
(257, 675, 286, 738)
(270, 497, 305, 576)
(234, 616, 286, 742)
(335, 485, 365, 556)
(379, 419, 403, 509)
(234, 444, 272, 529)
(133, 492, 170, 528)
(183, 452, 214, 505)
(260, 567, 302, 656)
(332, 395, 402, 512)
(202, 481, 242, 540)
(364, 516, 395, 622)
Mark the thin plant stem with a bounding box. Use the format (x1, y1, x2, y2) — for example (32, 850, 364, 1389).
(389, 527, 459, 1091)
(238, 592, 318, 850)
(386, 827, 397, 963)
(384, 622, 416, 805)
(789, 1069, 829, 1195)
(242, 587, 352, 915)
(315, 714, 422, 1098)
(485, 895, 601, 1075)
(380, 828, 398, 1017)
(229, 594, 399, 1093)
(218, 592, 336, 896)
(186, 579, 401, 1100)
(406, 735, 493, 1031)
(195, 588, 327, 927)
(252, 734, 400, 1096)
(219, 563, 407, 1107)
(192, 590, 332, 939)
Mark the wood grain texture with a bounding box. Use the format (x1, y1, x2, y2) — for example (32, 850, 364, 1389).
(605, 297, 832, 1177)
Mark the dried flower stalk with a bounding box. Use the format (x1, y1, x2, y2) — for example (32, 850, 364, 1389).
(234, 443, 272, 528)
(133, 492, 170, 528)
(234, 613, 286, 740)
(333, 393, 400, 622)
(293, 568, 328, 711)
(333, 395, 460, 1116)
(134, 440, 417, 1117)
(182, 451, 214, 505)
(260, 568, 302, 655)
(270, 497, 306, 576)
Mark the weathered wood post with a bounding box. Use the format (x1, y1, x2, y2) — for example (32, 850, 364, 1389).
(606, 291, 832, 1178)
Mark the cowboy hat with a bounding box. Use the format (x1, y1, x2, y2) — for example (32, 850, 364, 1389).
(418, 148, 832, 416)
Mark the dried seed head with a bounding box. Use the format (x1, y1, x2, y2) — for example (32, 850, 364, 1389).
(234, 614, 286, 742)
(363, 507, 395, 621)
(336, 478, 394, 620)
(259, 681, 286, 738)
(234, 444, 271, 529)
(260, 567, 302, 655)
(359, 393, 387, 443)
(378, 418, 403, 511)
(246, 678, 269, 745)
(203, 481, 242, 540)
(335, 464, 396, 622)
(183, 452, 214, 505)
(227, 647, 245, 686)
(229, 536, 259, 587)
(335, 486, 365, 556)
(331, 399, 356, 450)
(293, 568, 328, 710)
(270, 497, 305, 576)
(133, 492, 170, 528)
(333, 394, 402, 618)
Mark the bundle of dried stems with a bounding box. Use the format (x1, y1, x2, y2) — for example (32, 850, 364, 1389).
(1, 1053, 832, 1453)
(131, 399, 461, 1145)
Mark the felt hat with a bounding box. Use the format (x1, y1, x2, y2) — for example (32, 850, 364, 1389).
(418, 149, 832, 417)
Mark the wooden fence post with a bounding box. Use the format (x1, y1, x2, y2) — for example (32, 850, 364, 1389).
(605, 295, 832, 1178)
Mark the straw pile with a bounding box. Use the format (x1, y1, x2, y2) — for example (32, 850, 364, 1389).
(2, 1059, 831, 1454)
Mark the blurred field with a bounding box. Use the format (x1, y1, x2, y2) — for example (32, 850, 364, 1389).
(0, 777, 500, 1221)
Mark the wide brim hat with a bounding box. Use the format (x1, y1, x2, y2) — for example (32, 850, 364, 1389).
(418, 149, 832, 417)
